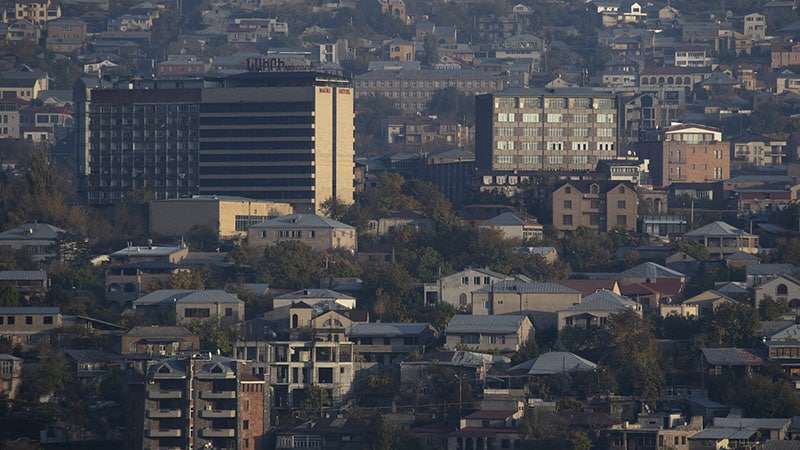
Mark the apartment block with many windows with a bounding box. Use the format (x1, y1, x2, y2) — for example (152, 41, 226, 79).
(142, 355, 267, 450)
(475, 88, 621, 173)
(551, 181, 639, 233)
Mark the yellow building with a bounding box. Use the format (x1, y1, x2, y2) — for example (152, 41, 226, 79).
(149, 195, 293, 240)
(11, 0, 61, 24)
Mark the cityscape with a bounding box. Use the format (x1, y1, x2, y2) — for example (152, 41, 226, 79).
(2, 0, 800, 449)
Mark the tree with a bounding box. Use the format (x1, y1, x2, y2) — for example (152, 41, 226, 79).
(772, 237, 800, 265)
(759, 296, 790, 321)
(261, 241, 323, 289)
(168, 269, 205, 289)
(186, 320, 240, 354)
(708, 302, 758, 347)
(607, 310, 663, 400)
(561, 228, 615, 272)
(511, 339, 539, 365)
(422, 34, 439, 65)
(0, 286, 21, 307)
(185, 225, 219, 251)
(425, 87, 475, 124)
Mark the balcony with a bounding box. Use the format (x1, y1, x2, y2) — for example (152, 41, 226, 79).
(147, 429, 182, 438)
(200, 409, 236, 418)
(148, 388, 183, 399)
(201, 428, 236, 438)
(147, 409, 182, 419)
(201, 390, 236, 399)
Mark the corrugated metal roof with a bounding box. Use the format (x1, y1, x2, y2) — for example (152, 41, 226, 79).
(566, 290, 638, 312)
(446, 314, 527, 334)
(133, 289, 243, 306)
(685, 221, 754, 238)
(701, 347, 763, 366)
(348, 322, 431, 337)
(476, 280, 578, 294)
(524, 351, 597, 375)
(0, 306, 60, 314)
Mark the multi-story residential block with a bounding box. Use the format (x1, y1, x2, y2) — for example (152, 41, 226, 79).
(731, 134, 786, 167)
(0, 270, 49, 295)
(0, 306, 62, 349)
(149, 195, 292, 240)
(684, 221, 759, 258)
(45, 18, 87, 53)
(247, 214, 356, 252)
(226, 17, 288, 43)
(142, 355, 267, 450)
(444, 314, 534, 353)
(475, 88, 621, 173)
(10, 0, 61, 24)
(386, 39, 415, 62)
(348, 322, 436, 365)
(640, 123, 729, 187)
(422, 267, 519, 310)
(743, 13, 767, 40)
(772, 41, 800, 69)
(385, 116, 473, 148)
(121, 326, 200, 357)
(106, 245, 192, 304)
(672, 44, 713, 67)
(0, 354, 22, 400)
(265, 304, 356, 409)
(133, 289, 246, 325)
(354, 69, 507, 113)
(637, 67, 710, 127)
(551, 181, 638, 233)
(471, 280, 581, 329)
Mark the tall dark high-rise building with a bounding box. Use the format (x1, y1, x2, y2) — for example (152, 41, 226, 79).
(76, 72, 355, 212)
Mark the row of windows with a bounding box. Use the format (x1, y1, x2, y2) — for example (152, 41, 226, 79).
(200, 153, 315, 163)
(199, 128, 314, 138)
(497, 113, 615, 123)
(0, 315, 54, 325)
(495, 97, 615, 109)
(495, 141, 614, 152)
(199, 141, 313, 150)
(562, 214, 628, 226)
(496, 155, 590, 165)
(497, 127, 612, 138)
(198, 115, 313, 126)
(199, 166, 314, 175)
(356, 79, 497, 89)
(564, 199, 627, 209)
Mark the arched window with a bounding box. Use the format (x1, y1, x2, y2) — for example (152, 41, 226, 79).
(684, 76, 691, 85)
(291, 314, 299, 328)
(777, 284, 789, 296)
(641, 77, 649, 85)
(650, 76, 657, 84)
(459, 293, 468, 306)
(590, 184, 600, 194)
(667, 77, 674, 84)
(658, 76, 665, 84)
(790, 299, 800, 309)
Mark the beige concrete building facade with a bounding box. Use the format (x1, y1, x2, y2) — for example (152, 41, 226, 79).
(471, 281, 582, 329)
(247, 214, 356, 252)
(149, 195, 292, 240)
(445, 314, 534, 353)
(644, 124, 729, 187)
(552, 181, 638, 233)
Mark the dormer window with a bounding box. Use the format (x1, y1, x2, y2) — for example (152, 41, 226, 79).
(590, 184, 599, 194)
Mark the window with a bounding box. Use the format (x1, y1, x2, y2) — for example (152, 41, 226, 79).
(496, 140, 515, 150)
(225, 308, 233, 317)
(597, 128, 614, 138)
(573, 128, 590, 138)
(572, 155, 588, 164)
(714, 167, 723, 179)
(43, 316, 53, 325)
(462, 277, 469, 285)
(184, 308, 211, 318)
(597, 113, 615, 123)
(496, 155, 514, 164)
(616, 215, 628, 226)
(589, 214, 599, 226)
(522, 113, 539, 122)
(546, 113, 562, 123)
(617, 200, 626, 209)
(460, 334, 480, 344)
(243, 419, 250, 430)
(474, 276, 481, 285)
(563, 200, 572, 209)
(520, 155, 540, 164)
(547, 142, 563, 151)
(0, 317, 3, 325)
(598, 142, 615, 151)
(484, 276, 490, 284)
(562, 215, 573, 226)
(25, 316, 32, 325)
(7, 317, 14, 325)
(572, 141, 589, 151)
(546, 128, 564, 138)
(573, 114, 589, 123)
(496, 127, 514, 137)
(548, 155, 563, 164)
(778, 284, 789, 296)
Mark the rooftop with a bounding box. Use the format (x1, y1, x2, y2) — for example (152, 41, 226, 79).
(475, 280, 578, 294)
(685, 221, 755, 238)
(565, 290, 638, 312)
(249, 214, 354, 230)
(446, 314, 528, 334)
(622, 262, 685, 280)
(0, 270, 47, 281)
(275, 289, 355, 300)
(133, 289, 243, 306)
(701, 347, 763, 366)
(126, 326, 195, 337)
(0, 223, 65, 241)
(511, 351, 597, 375)
(348, 322, 432, 337)
(0, 306, 60, 315)
(112, 244, 184, 257)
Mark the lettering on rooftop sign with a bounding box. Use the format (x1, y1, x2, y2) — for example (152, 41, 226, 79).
(246, 57, 310, 72)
